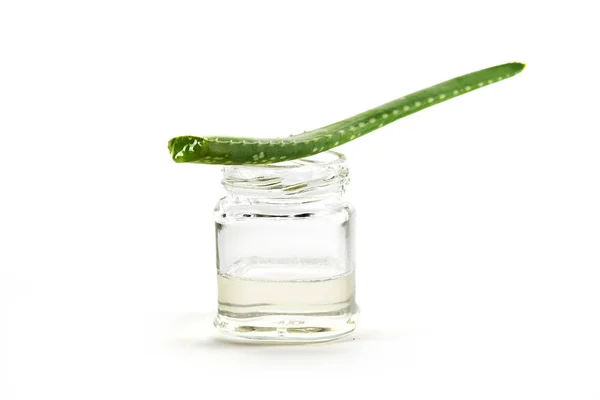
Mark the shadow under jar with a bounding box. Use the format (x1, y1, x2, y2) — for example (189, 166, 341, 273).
(213, 151, 357, 342)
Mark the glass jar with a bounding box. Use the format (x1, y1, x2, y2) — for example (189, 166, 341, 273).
(213, 151, 357, 342)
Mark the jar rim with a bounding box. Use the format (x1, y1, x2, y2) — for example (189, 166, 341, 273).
(221, 151, 349, 201)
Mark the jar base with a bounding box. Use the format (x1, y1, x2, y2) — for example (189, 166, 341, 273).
(214, 313, 357, 343)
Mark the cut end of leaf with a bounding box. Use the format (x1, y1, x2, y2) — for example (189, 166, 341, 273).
(168, 136, 207, 163)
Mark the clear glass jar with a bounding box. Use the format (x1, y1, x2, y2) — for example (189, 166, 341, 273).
(213, 151, 357, 342)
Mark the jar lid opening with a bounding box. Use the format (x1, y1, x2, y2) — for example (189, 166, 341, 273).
(221, 151, 349, 200)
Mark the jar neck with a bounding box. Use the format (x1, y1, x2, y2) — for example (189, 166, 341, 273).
(220, 151, 349, 204)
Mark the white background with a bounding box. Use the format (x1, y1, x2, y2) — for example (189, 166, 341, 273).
(1, 0, 599, 398)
